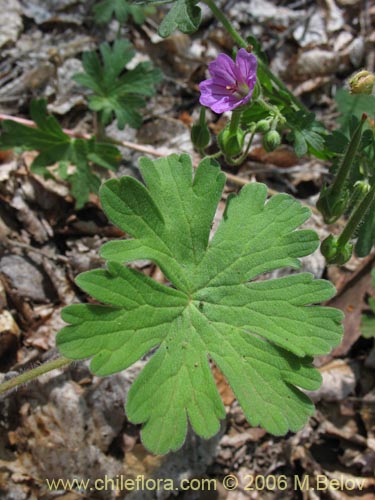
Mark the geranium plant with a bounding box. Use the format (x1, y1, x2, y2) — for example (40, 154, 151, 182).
(3, 0, 375, 457)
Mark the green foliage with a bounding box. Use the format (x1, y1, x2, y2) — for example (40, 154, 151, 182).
(241, 102, 271, 126)
(93, 0, 149, 25)
(105, 0, 202, 36)
(323, 114, 375, 257)
(285, 111, 328, 158)
(57, 153, 343, 454)
(360, 269, 375, 338)
(74, 39, 162, 130)
(0, 100, 120, 208)
(335, 89, 375, 135)
(158, 0, 201, 37)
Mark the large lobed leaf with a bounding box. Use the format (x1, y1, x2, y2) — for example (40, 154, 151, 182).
(57, 154, 343, 454)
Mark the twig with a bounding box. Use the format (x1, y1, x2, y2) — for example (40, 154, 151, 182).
(0, 113, 249, 186)
(0, 113, 319, 205)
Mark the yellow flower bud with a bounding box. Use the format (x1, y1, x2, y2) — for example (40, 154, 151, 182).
(349, 70, 375, 95)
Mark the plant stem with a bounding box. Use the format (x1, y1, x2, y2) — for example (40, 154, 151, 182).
(337, 185, 375, 248)
(0, 357, 72, 395)
(203, 0, 246, 48)
(202, 0, 306, 112)
(330, 113, 367, 197)
(229, 109, 242, 135)
(205, 151, 223, 160)
(229, 127, 256, 166)
(256, 96, 285, 124)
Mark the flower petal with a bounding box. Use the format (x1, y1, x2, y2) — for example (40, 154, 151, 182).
(210, 95, 240, 113)
(199, 51, 258, 113)
(235, 49, 257, 86)
(208, 53, 236, 84)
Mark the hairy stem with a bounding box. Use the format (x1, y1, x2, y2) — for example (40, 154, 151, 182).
(337, 185, 375, 248)
(0, 357, 72, 395)
(229, 127, 257, 166)
(330, 113, 367, 197)
(229, 109, 242, 135)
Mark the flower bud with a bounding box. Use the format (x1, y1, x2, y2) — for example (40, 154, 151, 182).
(349, 70, 375, 95)
(321, 235, 353, 265)
(191, 107, 211, 151)
(316, 185, 349, 224)
(218, 126, 245, 158)
(191, 123, 210, 150)
(256, 119, 271, 133)
(262, 130, 281, 152)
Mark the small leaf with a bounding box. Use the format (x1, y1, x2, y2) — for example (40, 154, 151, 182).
(93, 0, 146, 24)
(360, 270, 375, 338)
(74, 40, 162, 130)
(286, 111, 328, 159)
(335, 89, 375, 134)
(158, 0, 201, 37)
(57, 154, 343, 454)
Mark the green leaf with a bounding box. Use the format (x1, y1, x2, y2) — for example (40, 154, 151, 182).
(93, 0, 146, 25)
(361, 316, 375, 338)
(57, 154, 343, 454)
(335, 89, 375, 134)
(360, 270, 375, 338)
(74, 40, 162, 130)
(0, 99, 121, 207)
(158, 0, 201, 37)
(241, 102, 271, 127)
(286, 111, 329, 158)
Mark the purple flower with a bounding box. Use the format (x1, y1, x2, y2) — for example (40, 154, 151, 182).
(199, 49, 257, 114)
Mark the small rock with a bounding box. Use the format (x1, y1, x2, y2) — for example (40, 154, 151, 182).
(0, 310, 20, 357)
(295, 49, 340, 78)
(293, 11, 327, 47)
(0, 0, 22, 48)
(0, 255, 56, 303)
(347, 36, 365, 67)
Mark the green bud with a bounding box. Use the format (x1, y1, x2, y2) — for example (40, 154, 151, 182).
(349, 70, 375, 95)
(256, 119, 271, 133)
(321, 235, 353, 265)
(262, 130, 281, 152)
(191, 123, 210, 150)
(191, 108, 211, 151)
(316, 185, 349, 224)
(348, 180, 371, 211)
(218, 125, 245, 158)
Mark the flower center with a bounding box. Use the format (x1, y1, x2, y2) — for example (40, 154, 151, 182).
(226, 82, 249, 99)
(237, 82, 249, 97)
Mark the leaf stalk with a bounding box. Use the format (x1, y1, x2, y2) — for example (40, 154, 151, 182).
(0, 357, 72, 396)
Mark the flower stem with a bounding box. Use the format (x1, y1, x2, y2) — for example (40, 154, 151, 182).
(0, 357, 72, 395)
(337, 185, 375, 248)
(256, 96, 285, 124)
(205, 151, 223, 160)
(229, 109, 242, 135)
(202, 0, 307, 112)
(230, 127, 257, 166)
